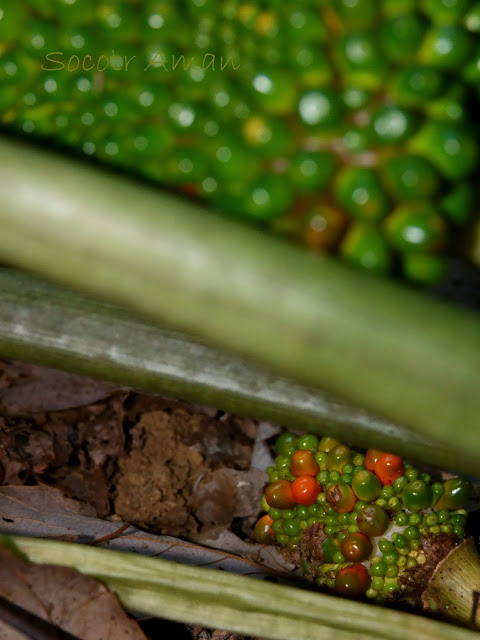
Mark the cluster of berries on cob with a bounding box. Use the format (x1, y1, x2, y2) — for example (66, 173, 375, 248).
(1, 1, 479, 283)
(254, 432, 472, 604)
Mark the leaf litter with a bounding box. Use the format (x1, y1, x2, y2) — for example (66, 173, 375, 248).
(0, 544, 147, 640)
(0, 359, 297, 639)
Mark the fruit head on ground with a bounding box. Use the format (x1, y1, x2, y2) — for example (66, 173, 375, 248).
(256, 433, 472, 603)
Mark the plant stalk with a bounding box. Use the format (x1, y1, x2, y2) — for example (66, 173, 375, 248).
(3, 536, 478, 640)
(0, 267, 476, 474)
(0, 137, 479, 458)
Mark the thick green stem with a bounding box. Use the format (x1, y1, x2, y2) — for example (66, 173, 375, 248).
(4, 536, 479, 640)
(0, 267, 476, 474)
(0, 137, 479, 458)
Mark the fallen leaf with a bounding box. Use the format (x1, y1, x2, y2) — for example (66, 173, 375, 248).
(0, 544, 147, 640)
(0, 486, 298, 579)
(190, 468, 267, 537)
(0, 391, 127, 516)
(0, 361, 119, 413)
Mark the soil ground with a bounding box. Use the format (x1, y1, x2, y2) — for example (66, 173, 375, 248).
(0, 359, 265, 640)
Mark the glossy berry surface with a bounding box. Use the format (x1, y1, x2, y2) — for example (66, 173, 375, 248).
(291, 476, 321, 506)
(3, 0, 479, 286)
(265, 480, 296, 510)
(340, 532, 373, 562)
(335, 564, 370, 597)
(364, 449, 384, 472)
(375, 453, 405, 485)
(291, 450, 320, 477)
(352, 470, 382, 502)
(257, 432, 470, 603)
(326, 483, 357, 513)
(252, 514, 275, 545)
(356, 505, 390, 538)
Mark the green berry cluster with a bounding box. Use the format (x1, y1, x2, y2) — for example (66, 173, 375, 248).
(1, 1, 479, 284)
(254, 432, 472, 601)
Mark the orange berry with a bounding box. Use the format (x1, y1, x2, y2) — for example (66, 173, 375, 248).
(364, 448, 385, 472)
(291, 450, 320, 477)
(375, 453, 404, 485)
(253, 514, 276, 544)
(291, 475, 321, 506)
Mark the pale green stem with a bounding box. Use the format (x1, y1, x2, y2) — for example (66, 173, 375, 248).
(0, 267, 477, 475)
(4, 536, 478, 640)
(0, 138, 479, 458)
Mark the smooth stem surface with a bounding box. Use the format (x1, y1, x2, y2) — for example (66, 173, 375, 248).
(5, 536, 478, 640)
(0, 267, 477, 475)
(0, 137, 479, 457)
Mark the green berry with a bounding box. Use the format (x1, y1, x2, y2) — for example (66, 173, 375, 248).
(382, 155, 441, 201)
(341, 224, 393, 275)
(372, 576, 385, 591)
(451, 513, 468, 527)
(383, 203, 446, 253)
(409, 122, 478, 179)
(357, 504, 389, 537)
(283, 519, 300, 535)
(269, 508, 283, 520)
(371, 561, 387, 577)
(404, 525, 420, 540)
(298, 89, 344, 129)
(370, 106, 418, 145)
(315, 452, 328, 470)
(289, 151, 338, 193)
(418, 24, 473, 69)
(335, 167, 390, 222)
(402, 481, 433, 511)
(435, 478, 472, 510)
(386, 565, 399, 578)
(380, 14, 425, 62)
(384, 552, 399, 565)
(393, 476, 409, 493)
(352, 470, 382, 502)
(395, 512, 409, 527)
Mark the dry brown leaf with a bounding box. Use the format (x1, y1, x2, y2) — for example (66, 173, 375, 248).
(0, 361, 119, 414)
(0, 486, 298, 579)
(0, 545, 147, 640)
(189, 468, 267, 537)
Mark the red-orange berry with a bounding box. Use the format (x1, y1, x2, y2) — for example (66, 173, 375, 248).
(364, 448, 384, 472)
(291, 476, 321, 506)
(375, 453, 404, 485)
